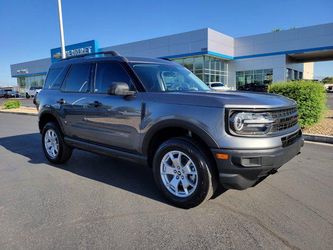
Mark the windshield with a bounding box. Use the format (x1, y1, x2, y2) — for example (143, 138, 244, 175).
(131, 63, 210, 92)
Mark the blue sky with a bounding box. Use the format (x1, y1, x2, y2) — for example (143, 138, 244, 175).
(0, 0, 332, 85)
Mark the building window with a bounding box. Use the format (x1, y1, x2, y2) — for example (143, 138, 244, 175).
(299, 72, 303, 80)
(171, 55, 228, 87)
(16, 74, 46, 93)
(286, 68, 303, 81)
(286, 68, 293, 81)
(236, 69, 273, 90)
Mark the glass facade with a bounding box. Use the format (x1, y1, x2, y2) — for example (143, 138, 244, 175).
(286, 68, 303, 81)
(172, 56, 228, 86)
(17, 74, 46, 92)
(236, 69, 273, 90)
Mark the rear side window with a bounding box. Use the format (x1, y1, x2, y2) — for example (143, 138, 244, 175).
(94, 62, 133, 93)
(62, 64, 91, 92)
(44, 68, 63, 89)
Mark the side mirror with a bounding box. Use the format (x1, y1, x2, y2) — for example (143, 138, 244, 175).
(108, 82, 135, 96)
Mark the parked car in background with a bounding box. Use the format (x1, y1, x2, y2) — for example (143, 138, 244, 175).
(26, 86, 42, 98)
(326, 86, 333, 93)
(33, 89, 42, 107)
(238, 83, 268, 92)
(0, 89, 5, 98)
(4, 90, 20, 98)
(208, 82, 231, 91)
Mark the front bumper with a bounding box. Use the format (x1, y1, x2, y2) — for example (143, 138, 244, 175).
(211, 131, 304, 190)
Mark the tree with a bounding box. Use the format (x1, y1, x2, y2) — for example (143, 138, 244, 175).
(322, 77, 333, 84)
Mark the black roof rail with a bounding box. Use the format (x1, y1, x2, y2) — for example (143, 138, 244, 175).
(61, 50, 121, 61)
(160, 57, 172, 61)
(92, 51, 121, 57)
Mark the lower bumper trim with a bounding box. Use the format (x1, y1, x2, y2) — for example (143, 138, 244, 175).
(212, 136, 304, 190)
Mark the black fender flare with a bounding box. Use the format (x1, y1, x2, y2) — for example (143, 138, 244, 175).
(141, 119, 219, 155)
(38, 108, 65, 133)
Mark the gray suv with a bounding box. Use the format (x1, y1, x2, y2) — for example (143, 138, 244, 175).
(36, 51, 303, 208)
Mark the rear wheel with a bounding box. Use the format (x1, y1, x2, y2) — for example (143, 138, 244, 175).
(153, 137, 217, 208)
(42, 122, 72, 164)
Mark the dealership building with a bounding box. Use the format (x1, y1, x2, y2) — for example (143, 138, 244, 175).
(10, 22, 333, 92)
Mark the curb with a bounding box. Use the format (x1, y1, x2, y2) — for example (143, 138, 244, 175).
(303, 133, 333, 144)
(0, 110, 38, 116)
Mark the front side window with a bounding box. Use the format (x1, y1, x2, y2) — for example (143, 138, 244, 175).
(94, 62, 133, 93)
(131, 63, 210, 92)
(62, 64, 91, 92)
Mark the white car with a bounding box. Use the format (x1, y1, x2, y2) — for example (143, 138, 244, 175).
(26, 87, 42, 98)
(208, 82, 231, 91)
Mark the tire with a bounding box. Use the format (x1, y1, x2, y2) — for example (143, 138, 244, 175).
(152, 137, 217, 208)
(42, 122, 72, 164)
(26, 93, 30, 99)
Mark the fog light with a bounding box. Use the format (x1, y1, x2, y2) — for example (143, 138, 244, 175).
(241, 157, 262, 167)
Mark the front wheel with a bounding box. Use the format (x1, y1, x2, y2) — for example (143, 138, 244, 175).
(42, 122, 72, 164)
(153, 137, 217, 208)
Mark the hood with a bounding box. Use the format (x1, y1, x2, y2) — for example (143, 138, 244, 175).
(144, 91, 296, 109)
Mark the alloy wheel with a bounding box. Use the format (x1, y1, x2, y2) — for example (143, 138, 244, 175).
(160, 150, 198, 198)
(44, 129, 59, 159)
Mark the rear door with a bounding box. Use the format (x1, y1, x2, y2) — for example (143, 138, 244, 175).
(82, 62, 142, 152)
(58, 63, 94, 138)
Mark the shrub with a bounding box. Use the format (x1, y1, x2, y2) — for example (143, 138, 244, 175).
(3, 100, 21, 109)
(268, 81, 327, 128)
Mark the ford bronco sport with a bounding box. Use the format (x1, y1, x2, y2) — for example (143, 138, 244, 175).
(36, 51, 303, 208)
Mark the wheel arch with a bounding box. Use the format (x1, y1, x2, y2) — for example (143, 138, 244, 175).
(142, 119, 219, 166)
(38, 110, 64, 134)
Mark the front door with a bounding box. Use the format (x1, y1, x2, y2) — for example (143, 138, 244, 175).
(82, 62, 142, 152)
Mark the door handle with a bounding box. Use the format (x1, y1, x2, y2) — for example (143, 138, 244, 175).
(89, 101, 102, 107)
(57, 98, 65, 104)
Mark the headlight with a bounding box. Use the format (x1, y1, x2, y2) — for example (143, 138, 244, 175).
(229, 111, 274, 135)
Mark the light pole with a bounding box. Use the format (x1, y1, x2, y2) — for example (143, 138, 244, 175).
(57, 0, 66, 59)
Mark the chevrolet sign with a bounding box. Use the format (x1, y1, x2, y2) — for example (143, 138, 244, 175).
(50, 40, 98, 63)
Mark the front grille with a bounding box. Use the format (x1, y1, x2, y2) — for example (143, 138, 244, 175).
(281, 130, 302, 147)
(270, 107, 298, 132)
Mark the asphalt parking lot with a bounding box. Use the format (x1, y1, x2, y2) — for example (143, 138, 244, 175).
(0, 113, 332, 249)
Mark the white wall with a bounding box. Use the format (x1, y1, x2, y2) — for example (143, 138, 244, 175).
(234, 23, 333, 57)
(303, 62, 314, 79)
(11, 58, 51, 77)
(102, 29, 208, 58)
(207, 28, 234, 56)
